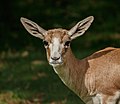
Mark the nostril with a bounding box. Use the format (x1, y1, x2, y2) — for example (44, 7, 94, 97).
(51, 57, 60, 61)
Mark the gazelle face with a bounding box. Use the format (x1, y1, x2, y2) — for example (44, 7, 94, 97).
(43, 29, 71, 66)
(20, 16, 94, 66)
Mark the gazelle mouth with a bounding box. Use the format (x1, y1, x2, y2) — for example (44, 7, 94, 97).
(49, 61, 63, 65)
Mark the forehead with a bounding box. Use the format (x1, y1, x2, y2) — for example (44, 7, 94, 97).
(44, 29, 70, 42)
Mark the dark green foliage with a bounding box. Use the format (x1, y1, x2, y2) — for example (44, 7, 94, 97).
(0, 0, 120, 50)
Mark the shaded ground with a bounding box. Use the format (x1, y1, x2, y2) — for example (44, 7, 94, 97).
(0, 49, 83, 104)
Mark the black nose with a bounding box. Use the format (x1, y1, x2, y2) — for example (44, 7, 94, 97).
(51, 57, 60, 61)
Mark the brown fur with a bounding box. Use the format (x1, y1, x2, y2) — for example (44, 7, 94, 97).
(86, 48, 120, 95)
(44, 29, 69, 42)
(44, 29, 120, 103)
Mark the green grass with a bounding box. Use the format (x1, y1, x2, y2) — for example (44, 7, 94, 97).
(0, 49, 84, 104)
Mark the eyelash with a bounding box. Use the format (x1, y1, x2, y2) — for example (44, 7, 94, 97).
(43, 40, 48, 46)
(64, 41, 70, 47)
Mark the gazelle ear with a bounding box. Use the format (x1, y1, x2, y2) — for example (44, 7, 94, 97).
(68, 16, 94, 40)
(20, 17, 47, 39)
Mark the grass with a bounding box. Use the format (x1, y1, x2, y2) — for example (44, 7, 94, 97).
(0, 49, 84, 104)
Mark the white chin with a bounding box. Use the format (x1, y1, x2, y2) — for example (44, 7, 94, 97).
(51, 64, 60, 67)
(49, 62, 63, 67)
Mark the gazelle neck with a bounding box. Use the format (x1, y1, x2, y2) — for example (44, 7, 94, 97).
(53, 48, 91, 103)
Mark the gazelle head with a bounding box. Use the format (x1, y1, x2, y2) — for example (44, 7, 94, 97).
(20, 16, 94, 67)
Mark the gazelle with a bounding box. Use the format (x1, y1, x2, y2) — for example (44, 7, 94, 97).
(20, 16, 120, 104)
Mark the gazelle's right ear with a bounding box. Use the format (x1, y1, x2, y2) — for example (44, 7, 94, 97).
(68, 16, 94, 40)
(20, 17, 47, 39)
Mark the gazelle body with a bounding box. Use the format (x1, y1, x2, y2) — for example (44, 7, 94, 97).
(21, 16, 120, 104)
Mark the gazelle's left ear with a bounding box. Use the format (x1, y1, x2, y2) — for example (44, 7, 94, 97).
(20, 17, 47, 39)
(68, 16, 94, 40)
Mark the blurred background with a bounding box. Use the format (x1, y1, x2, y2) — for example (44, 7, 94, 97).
(0, 0, 120, 104)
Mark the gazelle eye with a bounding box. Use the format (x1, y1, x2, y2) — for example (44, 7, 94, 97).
(64, 41, 70, 47)
(43, 40, 48, 46)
